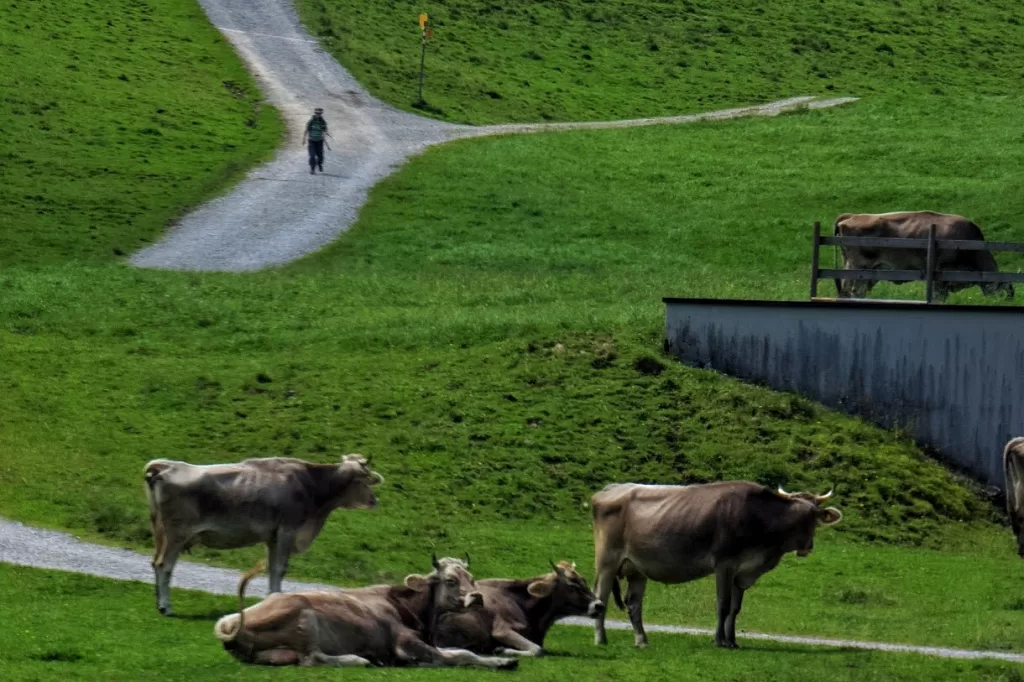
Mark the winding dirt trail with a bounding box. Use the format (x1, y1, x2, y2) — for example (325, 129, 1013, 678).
(2, 517, 1022, 664)
(129, 0, 857, 271)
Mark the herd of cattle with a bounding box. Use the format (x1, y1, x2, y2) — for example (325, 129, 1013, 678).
(140, 435, 1024, 670)
(143, 453, 846, 668)
(832, 210, 1015, 300)
(133, 206, 1024, 670)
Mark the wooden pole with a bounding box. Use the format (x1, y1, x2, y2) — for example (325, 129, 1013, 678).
(925, 223, 937, 304)
(417, 33, 427, 104)
(810, 221, 821, 299)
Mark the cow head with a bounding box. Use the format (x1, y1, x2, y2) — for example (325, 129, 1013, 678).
(526, 560, 605, 619)
(776, 487, 843, 557)
(404, 553, 484, 612)
(334, 454, 384, 510)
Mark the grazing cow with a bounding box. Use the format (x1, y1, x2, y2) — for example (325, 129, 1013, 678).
(433, 560, 605, 657)
(1003, 437, 1024, 558)
(591, 481, 842, 649)
(214, 555, 518, 670)
(833, 211, 1013, 300)
(144, 454, 383, 615)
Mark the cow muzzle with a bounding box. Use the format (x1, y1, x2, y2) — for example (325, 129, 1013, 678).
(587, 600, 605, 618)
(463, 592, 484, 609)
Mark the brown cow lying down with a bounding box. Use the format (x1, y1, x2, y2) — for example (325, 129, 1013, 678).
(214, 555, 518, 670)
(433, 560, 605, 657)
(591, 481, 842, 649)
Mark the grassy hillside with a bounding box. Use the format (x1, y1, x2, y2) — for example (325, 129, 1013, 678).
(2, 98, 1020, 559)
(6, 566, 1021, 682)
(3, 0, 1024, 662)
(297, 0, 1024, 123)
(0, 0, 282, 266)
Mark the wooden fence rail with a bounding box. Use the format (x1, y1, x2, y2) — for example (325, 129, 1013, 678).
(809, 221, 1024, 303)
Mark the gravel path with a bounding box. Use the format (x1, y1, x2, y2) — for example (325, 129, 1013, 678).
(2, 517, 1021, 664)
(129, 0, 857, 272)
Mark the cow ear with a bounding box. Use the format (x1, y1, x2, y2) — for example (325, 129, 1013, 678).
(819, 507, 843, 525)
(404, 574, 430, 591)
(527, 578, 556, 598)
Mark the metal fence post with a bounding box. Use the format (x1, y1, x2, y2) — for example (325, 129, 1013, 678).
(925, 224, 937, 304)
(810, 221, 821, 299)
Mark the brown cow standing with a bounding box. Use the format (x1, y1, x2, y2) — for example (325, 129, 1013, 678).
(833, 211, 1013, 301)
(144, 454, 383, 615)
(433, 560, 605, 657)
(591, 481, 842, 649)
(214, 555, 518, 670)
(1003, 437, 1024, 558)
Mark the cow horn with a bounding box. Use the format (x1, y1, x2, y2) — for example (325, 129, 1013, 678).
(432, 553, 440, 571)
(549, 559, 561, 575)
(777, 486, 791, 498)
(816, 488, 834, 503)
(371, 471, 384, 485)
(464, 552, 471, 568)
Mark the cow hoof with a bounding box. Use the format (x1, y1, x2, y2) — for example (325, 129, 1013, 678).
(594, 636, 608, 646)
(497, 658, 519, 671)
(158, 605, 173, 617)
(714, 639, 737, 649)
(635, 640, 648, 649)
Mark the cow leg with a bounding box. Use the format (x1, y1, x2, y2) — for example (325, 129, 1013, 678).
(850, 278, 872, 299)
(153, 533, 188, 616)
(713, 569, 737, 649)
(492, 629, 544, 657)
(394, 632, 517, 670)
(624, 574, 649, 648)
(266, 533, 293, 594)
(724, 582, 746, 648)
(430, 647, 518, 670)
(592, 564, 618, 645)
(300, 651, 372, 667)
(252, 649, 301, 666)
(149, 515, 167, 613)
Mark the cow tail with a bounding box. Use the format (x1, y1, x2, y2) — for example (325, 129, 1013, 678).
(214, 561, 264, 643)
(611, 577, 625, 611)
(142, 461, 169, 513)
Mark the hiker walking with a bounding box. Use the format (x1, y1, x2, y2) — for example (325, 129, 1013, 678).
(302, 107, 332, 174)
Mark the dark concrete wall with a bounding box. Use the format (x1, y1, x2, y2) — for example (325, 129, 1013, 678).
(663, 298, 1024, 486)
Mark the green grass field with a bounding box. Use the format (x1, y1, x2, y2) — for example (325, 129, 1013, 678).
(4, 0, 1024, 677)
(296, 0, 1024, 124)
(3, 566, 1024, 682)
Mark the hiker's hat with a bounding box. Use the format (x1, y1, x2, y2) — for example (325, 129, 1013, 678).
(314, 107, 324, 114)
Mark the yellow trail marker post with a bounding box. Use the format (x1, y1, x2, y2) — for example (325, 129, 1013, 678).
(417, 13, 430, 104)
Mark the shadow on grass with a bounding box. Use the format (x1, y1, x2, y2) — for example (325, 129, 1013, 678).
(170, 610, 228, 622)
